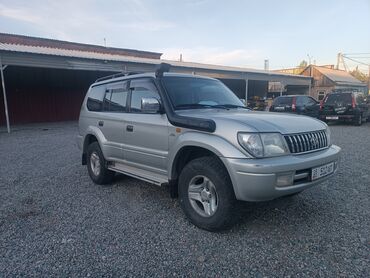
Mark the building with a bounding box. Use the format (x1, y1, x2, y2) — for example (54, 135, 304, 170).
(1, 33, 312, 132)
(275, 65, 367, 100)
(300, 65, 367, 100)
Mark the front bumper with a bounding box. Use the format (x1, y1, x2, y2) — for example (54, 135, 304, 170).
(221, 145, 341, 202)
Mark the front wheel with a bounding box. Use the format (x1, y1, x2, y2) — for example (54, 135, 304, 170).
(178, 156, 236, 231)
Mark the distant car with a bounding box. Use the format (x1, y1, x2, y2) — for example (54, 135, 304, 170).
(319, 91, 369, 126)
(269, 95, 320, 118)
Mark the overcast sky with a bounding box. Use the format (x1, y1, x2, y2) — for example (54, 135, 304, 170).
(0, 0, 369, 70)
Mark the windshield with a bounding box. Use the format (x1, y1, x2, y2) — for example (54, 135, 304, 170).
(273, 97, 292, 106)
(162, 76, 245, 110)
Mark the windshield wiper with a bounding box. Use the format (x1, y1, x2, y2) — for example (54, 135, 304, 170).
(212, 104, 250, 109)
(175, 103, 249, 110)
(175, 103, 213, 110)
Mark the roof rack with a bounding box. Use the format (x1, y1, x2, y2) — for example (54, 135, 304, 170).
(95, 62, 172, 82)
(95, 71, 145, 83)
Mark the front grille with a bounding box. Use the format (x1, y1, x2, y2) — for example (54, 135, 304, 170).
(284, 130, 328, 154)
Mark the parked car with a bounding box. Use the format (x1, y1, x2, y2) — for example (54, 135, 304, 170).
(77, 63, 341, 231)
(319, 91, 369, 126)
(269, 95, 320, 118)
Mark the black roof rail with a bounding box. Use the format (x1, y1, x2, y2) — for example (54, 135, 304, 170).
(95, 71, 146, 83)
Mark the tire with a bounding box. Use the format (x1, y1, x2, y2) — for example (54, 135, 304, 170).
(354, 114, 362, 126)
(87, 142, 115, 184)
(178, 156, 237, 231)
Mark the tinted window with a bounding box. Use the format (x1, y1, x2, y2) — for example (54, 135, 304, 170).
(130, 79, 160, 113)
(273, 97, 292, 106)
(325, 93, 352, 105)
(87, 85, 105, 112)
(103, 91, 112, 111)
(356, 93, 364, 104)
(307, 97, 317, 105)
(296, 97, 306, 106)
(110, 88, 128, 111)
(102, 82, 128, 112)
(162, 76, 243, 109)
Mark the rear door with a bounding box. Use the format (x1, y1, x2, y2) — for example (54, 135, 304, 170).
(322, 93, 352, 117)
(301, 96, 319, 118)
(99, 81, 129, 160)
(122, 78, 169, 174)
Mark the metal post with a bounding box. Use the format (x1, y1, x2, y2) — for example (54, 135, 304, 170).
(280, 82, 284, 96)
(0, 57, 10, 133)
(245, 79, 249, 103)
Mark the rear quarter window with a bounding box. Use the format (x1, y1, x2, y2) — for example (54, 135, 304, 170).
(87, 85, 106, 112)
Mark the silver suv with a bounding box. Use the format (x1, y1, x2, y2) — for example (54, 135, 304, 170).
(77, 64, 341, 231)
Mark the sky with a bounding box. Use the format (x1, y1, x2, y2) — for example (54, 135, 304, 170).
(0, 0, 369, 71)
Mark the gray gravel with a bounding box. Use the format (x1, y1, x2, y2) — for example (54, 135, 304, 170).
(0, 121, 369, 277)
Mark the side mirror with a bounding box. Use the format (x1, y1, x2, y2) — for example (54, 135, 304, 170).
(141, 97, 161, 113)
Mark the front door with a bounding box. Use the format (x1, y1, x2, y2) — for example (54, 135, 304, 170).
(123, 78, 169, 174)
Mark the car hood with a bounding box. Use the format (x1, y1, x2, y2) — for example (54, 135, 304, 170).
(176, 109, 326, 134)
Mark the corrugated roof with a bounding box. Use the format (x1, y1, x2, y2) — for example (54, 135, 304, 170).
(0, 33, 162, 59)
(0, 42, 310, 80)
(315, 66, 365, 85)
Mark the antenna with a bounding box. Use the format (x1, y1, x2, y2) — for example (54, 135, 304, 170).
(103, 38, 106, 47)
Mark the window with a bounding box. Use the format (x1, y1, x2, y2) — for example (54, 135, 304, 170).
(356, 93, 364, 104)
(87, 85, 105, 112)
(273, 97, 292, 106)
(307, 97, 318, 105)
(296, 96, 306, 106)
(318, 91, 326, 101)
(129, 79, 160, 113)
(102, 82, 128, 112)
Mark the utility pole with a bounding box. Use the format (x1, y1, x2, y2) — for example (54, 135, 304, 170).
(368, 65, 370, 96)
(336, 53, 341, 69)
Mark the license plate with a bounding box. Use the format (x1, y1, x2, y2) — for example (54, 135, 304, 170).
(326, 116, 338, 120)
(275, 106, 285, 111)
(311, 162, 335, 181)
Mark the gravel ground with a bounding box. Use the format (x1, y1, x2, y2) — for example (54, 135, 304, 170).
(0, 121, 369, 277)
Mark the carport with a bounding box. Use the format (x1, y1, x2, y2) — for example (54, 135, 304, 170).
(0, 33, 312, 133)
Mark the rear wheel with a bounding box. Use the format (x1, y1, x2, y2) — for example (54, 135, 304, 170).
(178, 156, 236, 231)
(354, 114, 362, 126)
(87, 142, 115, 184)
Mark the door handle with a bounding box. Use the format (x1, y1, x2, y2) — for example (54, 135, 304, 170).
(126, 125, 134, 132)
(98, 120, 104, 127)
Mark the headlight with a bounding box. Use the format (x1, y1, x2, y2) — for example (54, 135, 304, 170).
(238, 133, 289, 158)
(325, 127, 331, 146)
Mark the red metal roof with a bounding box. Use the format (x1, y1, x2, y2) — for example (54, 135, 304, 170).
(0, 33, 162, 60)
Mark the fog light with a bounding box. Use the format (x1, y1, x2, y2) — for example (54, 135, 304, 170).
(276, 172, 294, 187)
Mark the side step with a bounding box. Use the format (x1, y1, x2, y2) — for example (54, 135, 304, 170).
(108, 162, 168, 186)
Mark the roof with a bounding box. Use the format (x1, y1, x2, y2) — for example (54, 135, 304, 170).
(0, 33, 162, 59)
(0, 33, 312, 86)
(314, 66, 365, 86)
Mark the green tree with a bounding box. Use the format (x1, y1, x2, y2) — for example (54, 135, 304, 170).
(298, 60, 308, 68)
(349, 67, 369, 83)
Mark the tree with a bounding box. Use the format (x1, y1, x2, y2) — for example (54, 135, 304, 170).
(298, 60, 308, 68)
(349, 67, 369, 83)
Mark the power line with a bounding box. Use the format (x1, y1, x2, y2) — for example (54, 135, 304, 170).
(343, 56, 370, 66)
